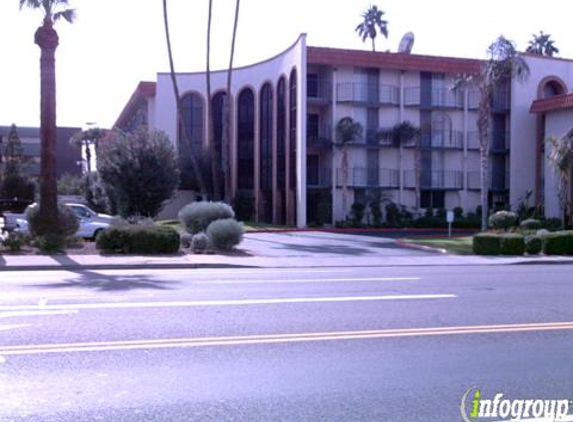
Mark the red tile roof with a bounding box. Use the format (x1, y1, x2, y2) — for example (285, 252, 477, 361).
(114, 82, 156, 129)
(307, 46, 482, 74)
(530, 93, 573, 113)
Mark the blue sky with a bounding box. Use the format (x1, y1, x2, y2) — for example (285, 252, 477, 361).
(0, 0, 570, 129)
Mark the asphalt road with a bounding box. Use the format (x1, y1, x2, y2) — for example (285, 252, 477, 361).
(1, 265, 572, 421)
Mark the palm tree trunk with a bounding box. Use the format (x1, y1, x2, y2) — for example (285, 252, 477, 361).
(478, 83, 492, 231)
(222, 0, 241, 204)
(162, 0, 208, 198)
(35, 18, 59, 232)
(371, 37, 375, 52)
(206, 0, 221, 200)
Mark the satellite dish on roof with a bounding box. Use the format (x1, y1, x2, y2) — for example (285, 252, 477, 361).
(398, 32, 415, 54)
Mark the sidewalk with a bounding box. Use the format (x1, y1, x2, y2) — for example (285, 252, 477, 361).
(1, 250, 573, 271)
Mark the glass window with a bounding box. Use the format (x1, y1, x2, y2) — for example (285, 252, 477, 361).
(260, 84, 273, 191)
(237, 89, 255, 190)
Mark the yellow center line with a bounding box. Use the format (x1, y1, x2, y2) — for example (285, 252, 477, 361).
(1, 321, 573, 355)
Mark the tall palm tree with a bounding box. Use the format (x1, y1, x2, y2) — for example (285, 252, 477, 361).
(222, 0, 241, 203)
(162, 0, 208, 198)
(355, 5, 388, 52)
(335, 117, 363, 216)
(526, 31, 559, 57)
(547, 132, 573, 227)
(206, 0, 221, 200)
(454, 36, 529, 230)
(20, 0, 75, 233)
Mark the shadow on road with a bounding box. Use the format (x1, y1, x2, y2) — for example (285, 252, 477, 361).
(27, 254, 179, 292)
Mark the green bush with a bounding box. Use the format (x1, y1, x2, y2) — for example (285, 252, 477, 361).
(539, 218, 563, 231)
(178, 201, 235, 234)
(1, 231, 27, 252)
(191, 232, 210, 253)
(453, 206, 464, 219)
(520, 218, 542, 230)
(350, 202, 366, 226)
(499, 233, 525, 255)
(27, 203, 79, 238)
(96, 225, 180, 254)
(488, 211, 518, 231)
(524, 235, 542, 255)
(206, 218, 244, 250)
(473, 233, 501, 255)
(543, 231, 573, 255)
(233, 191, 254, 222)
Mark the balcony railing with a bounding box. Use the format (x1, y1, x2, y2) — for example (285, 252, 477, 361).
(336, 167, 400, 188)
(468, 171, 510, 190)
(403, 170, 463, 190)
(419, 130, 463, 149)
(336, 83, 399, 105)
(467, 131, 510, 151)
(307, 123, 332, 148)
(307, 78, 332, 103)
(404, 87, 463, 108)
(307, 166, 332, 188)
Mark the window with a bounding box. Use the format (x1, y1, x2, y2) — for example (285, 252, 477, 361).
(421, 191, 445, 209)
(260, 84, 273, 191)
(237, 89, 255, 190)
(180, 93, 204, 146)
(307, 154, 319, 186)
(307, 73, 319, 98)
(277, 78, 287, 189)
(307, 114, 319, 139)
(289, 69, 297, 190)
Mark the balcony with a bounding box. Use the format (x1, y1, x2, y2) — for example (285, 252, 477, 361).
(468, 171, 509, 191)
(467, 131, 509, 151)
(336, 83, 399, 106)
(307, 78, 331, 103)
(404, 87, 463, 109)
(336, 167, 400, 188)
(306, 123, 332, 149)
(419, 130, 463, 149)
(403, 170, 463, 190)
(307, 166, 332, 188)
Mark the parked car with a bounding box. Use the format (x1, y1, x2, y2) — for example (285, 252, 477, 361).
(13, 203, 113, 239)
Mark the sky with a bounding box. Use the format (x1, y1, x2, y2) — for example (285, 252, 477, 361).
(0, 0, 570, 130)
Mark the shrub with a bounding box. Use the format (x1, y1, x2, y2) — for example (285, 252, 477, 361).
(473, 233, 501, 255)
(543, 231, 573, 255)
(1, 231, 27, 252)
(191, 232, 210, 253)
(180, 233, 193, 248)
(350, 202, 365, 226)
(178, 201, 235, 234)
(524, 235, 542, 255)
(369, 201, 382, 227)
(499, 233, 525, 255)
(488, 211, 518, 231)
(453, 206, 464, 219)
(540, 218, 563, 232)
(27, 203, 79, 238)
(96, 225, 180, 254)
(233, 191, 254, 222)
(520, 218, 541, 230)
(206, 218, 244, 250)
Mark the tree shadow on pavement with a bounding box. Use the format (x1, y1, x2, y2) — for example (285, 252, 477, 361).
(27, 255, 179, 292)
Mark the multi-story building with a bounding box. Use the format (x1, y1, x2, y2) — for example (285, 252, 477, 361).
(0, 125, 82, 178)
(115, 35, 573, 227)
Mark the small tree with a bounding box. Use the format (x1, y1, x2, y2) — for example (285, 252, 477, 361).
(97, 128, 180, 218)
(526, 31, 559, 57)
(335, 117, 363, 214)
(547, 132, 573, 227)
(0, 124, 35, 203)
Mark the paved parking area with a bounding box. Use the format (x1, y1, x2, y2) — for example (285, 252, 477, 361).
(241, 231, 436, 258)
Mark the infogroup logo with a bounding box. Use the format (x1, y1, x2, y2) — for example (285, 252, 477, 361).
(460, 387, 572, 421)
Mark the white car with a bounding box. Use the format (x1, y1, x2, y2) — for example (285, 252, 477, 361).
(16, 203, 113, 239)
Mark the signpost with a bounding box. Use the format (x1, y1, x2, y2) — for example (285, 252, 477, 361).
(447, 210, 454, 238)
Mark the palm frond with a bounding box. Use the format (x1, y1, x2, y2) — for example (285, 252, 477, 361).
(53, 8, 76, 23)
(19, 0, 42, 9)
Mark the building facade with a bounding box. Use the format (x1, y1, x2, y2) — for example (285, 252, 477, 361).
(115, 35, 573, 227)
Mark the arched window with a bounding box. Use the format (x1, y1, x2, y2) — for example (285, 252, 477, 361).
(542, 81, 565, 98)
(276, 77, 287, 224)
(237, 88, 254, 190)
(211, 91, 227, 198)
(260, 83, 273, 191)
(179, 92, 204, 189)
(289, 69, 297, 190)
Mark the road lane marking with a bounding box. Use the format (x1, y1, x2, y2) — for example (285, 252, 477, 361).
(0, 310, 78, 318)
(0, 294, 455, 311)
(1, 321, 572, 355)
(202, 277, 421, 284)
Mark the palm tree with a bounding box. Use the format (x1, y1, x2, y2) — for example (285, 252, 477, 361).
(454, 36, 529, 230)
(20, 0, 75, 233)
(162, 0, 208, 198)
(206, 0, 222, 200)
(222, 0, 241, 203)
(335, 117, 363, 215)
(70, 127, 105, 204)
(547, 133, 573, 227)
(526, 31, 559, 57)
(355, 5, 388, 52)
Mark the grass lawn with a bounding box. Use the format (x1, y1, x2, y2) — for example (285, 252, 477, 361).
(156, 219, 291, 233)
(401, 236, 474, 255)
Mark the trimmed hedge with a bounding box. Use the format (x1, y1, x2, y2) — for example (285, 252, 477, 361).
(543, 231, 573, 255)
(524, 235, 542, 255)
(520, 218, 542, 230)
(96, 225, 180, 254)
(473, 233, 501, 255)
(499, 233, 525, 255)
(488, 211, 518, 231)
(178, 201, 235, 234)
